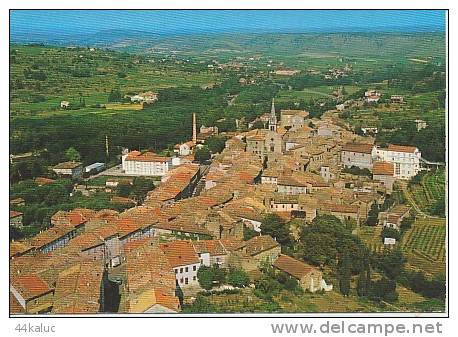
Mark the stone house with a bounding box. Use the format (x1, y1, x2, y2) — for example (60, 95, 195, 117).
(160, 240, 201, 288)
(372, 161, 395, 194)
(341, 143, 375, 169)
(10, 211, 23, 228)
(52, 161, 83, 180)
(227, 235, 281, 273)
(273, 254, 332, 292)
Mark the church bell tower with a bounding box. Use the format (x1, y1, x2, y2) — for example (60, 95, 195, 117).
(269, 98, 277, 132)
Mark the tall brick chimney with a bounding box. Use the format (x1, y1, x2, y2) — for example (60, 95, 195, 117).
(192, 113, 197, 144)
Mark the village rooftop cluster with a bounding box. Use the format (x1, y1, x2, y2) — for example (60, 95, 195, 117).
(9, 87, 439, 315)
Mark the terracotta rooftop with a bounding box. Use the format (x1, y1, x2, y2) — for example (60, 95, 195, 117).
(52, 261, 104, 314)
(11, 274, 53, 300)
(160, 240, 200, 267)
(273, 254, 318, 280)
(123, 243, 178, 313)
(28, 223, 75, 250)
(277, 175, 306, 187)
(125, 151, 170, 163)
(192, 240, 227, 256)
(387, 144, 418, 153)
(35, 177, 56, 186)
(53, 161, 82, 170)
(281, 109, 310, 118)
(373, 161, 394, 176)
(237, 235, 280, 256)
(10, 210, 23, 218)
(342, 143, 374, 154)
(323, 203, 359, 214)
(10, 241, 31, 258)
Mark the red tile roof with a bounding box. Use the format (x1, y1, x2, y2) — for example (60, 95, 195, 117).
(159, 240, 199, 267)
(342, 143, 374, 154)
(125, 151, 170, 163)
(11, 274, 52, 300)
(10, 210, 23, 218)
(323, 203, 359, 214)
(387, 144, 418, 153)
(192, 240, 227, 256)
(273, 254, 318, 280)
(373, 161, 394, 176)
(34, 177, 56, 186)
(238, 235, 280, 256)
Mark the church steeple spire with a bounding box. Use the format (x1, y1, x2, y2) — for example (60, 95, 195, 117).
(269, 98, 277, 131)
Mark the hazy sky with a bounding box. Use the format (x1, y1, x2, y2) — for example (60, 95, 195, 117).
(10, 10, 446, 36)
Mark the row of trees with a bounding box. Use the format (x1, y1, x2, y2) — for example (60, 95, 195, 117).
(116, 177, 155, 204)
(197, 265, 250, 290)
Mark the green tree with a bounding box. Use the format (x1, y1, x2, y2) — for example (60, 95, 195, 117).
(376, 249, 406, 280)
(227, 268, 250, 288)
(196, 265, 226, 290)
(65, 147, 81, 162)
(381, 227, 401, 242)
(182, 295, 216, 313)
(117, 182, 132, 197)
(251, 120, 265, 129)
(368, 278, 398, 302)
(357, 256, 371, 297)
(131, 177, 155, 203)
(260, 214, 290, 245)
(338, 251, 351, 296)
(108, 88, 122, 103)
(197, 266, 214, 290)
(194, 146, 211, 163)
(243, 226, 258, 241)
(206, 136, 226, 154)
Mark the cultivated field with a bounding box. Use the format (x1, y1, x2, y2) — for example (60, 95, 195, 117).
(355, 226, 386, 254)
(401, 217, 446, 276)
(408, 170, 445, 215)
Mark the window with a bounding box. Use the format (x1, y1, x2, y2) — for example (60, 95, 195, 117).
(185, 267, 188, 272)
(175, 269, 178, 274)
(193, 265, 197, 271)
(193, 276, 196, 281)
(180, 278, 184, 284)
(180, 268, 183, 273)
(185, 278, 189, 285)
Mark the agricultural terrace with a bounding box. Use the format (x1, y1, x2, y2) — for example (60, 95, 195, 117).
(355, 226, 385, 254)
(408, 170, 446, 216)
(401, 217, 446, 276)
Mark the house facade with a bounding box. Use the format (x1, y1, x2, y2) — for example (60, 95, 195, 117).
(52, 161, 83, 179)
(273, 254, 331, 293)
(160, 241, 201, 288)
(372, 161, 395, 193)
(122, 150, 171, 176)
(341, 143, 375, 169)
(374, 144, 421, 179)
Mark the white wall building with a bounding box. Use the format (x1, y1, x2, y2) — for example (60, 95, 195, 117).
(373, 144, 421, 180)
(121, 150, 171, 176)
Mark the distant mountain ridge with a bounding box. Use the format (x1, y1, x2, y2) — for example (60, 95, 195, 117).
(10, 29, 446, 58)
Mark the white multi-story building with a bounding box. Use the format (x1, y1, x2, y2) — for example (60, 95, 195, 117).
(373, 144, 421, 180)
(121, 150, 171, 176)
(160, 241, 201, 288)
